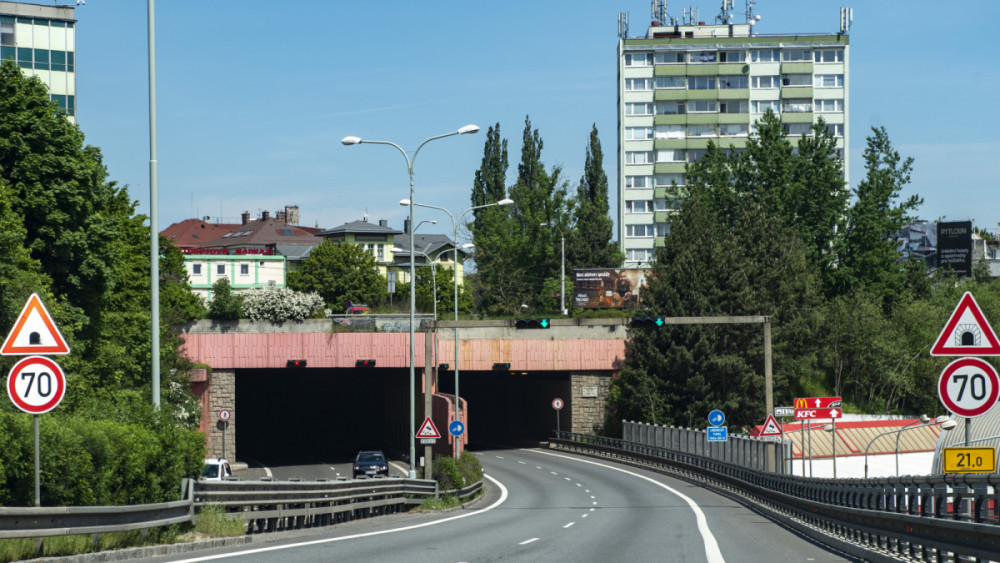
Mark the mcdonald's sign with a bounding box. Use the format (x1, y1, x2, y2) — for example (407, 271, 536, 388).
(794, 396, 841, 410)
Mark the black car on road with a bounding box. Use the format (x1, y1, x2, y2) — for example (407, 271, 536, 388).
(353, 450, 389, 478)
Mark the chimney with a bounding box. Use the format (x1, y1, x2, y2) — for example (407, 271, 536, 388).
(276, 211, 286, 222)
(403, 218, 410, 234)
(241, 212, 250, 225)
(285, 205, 299, 225)
(379, 219, 388, 228)
(261, 210, 270, 220)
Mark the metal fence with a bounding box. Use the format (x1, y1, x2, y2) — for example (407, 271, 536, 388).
(622, 420, 787, 471)
(552, 431, 1000, 562)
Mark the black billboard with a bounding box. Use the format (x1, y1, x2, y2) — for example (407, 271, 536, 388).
(937, 221, 973, 276)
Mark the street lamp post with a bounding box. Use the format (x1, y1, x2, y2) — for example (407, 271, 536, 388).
(861, 416, 956, 478)
(342, 124, 479, 479)
(540, 223, 566, 315)
(401, 198, 514, 457)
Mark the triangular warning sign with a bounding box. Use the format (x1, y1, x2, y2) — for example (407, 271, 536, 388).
(759, 414, 782, 437)
(416, 417, 441, 439)
(1, 294, 70, 356)
(931, 292, 1000, 356)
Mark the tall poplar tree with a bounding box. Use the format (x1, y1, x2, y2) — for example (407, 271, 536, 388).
(568, 125, 622, 270)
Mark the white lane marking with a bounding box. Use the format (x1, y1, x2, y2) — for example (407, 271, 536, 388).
(576, 483, 582, 487)
(518, 461, 526, 464)
(590, 495, 595, 499)
(519, 538, 539, 545)
(589, 508, 595, 512)
(550, 471, 558, 475)
(581, 513, 589, 518)
(496, 456, 505, 459)
(262, 466, 273, 479)
(563, 522, 575, 528)
(584, 489, 590, 493)
(172, 474, 510, 562)
(592, 501, 597, 505)
(532, 449, 725, 563)
(388, 461, 409, 476)
(536, 466, 542, 469)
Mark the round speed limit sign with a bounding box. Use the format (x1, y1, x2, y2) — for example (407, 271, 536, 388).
(7, 356, 66, 414)
(939, 357, 1000, 418)
(552, 398, 564, 411)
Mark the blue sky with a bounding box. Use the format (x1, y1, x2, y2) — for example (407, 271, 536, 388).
(72, 0, 1000, 237)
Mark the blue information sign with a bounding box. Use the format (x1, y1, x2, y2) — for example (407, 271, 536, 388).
(708, 410, 725, 427)
(707, 426, 728, 442)
(449, 420, 465, 437)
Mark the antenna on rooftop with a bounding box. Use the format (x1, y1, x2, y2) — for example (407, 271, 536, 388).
(650, 0, 676, 26)
(618, 11, 629, 39)
(839, 7, 853, 34)
(715, 0, 735, 24)
(745, 0, 761, 27)
(682, 6, 699, 25)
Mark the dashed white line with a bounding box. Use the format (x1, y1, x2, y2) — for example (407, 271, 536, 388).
(576, 483, 582, 487)
(581, 513, 589, 518)
(518, 461, 526, 464)
(519, 538, 540, 545)
(563, 522, 575, 529)
(564, 477, 571, 481)
(550, 471, 558, 475)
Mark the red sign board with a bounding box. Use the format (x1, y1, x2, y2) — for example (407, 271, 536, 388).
(794, 408, 843, 420)
(794, 396, 842, 410)
(938, 357, 1000, 418)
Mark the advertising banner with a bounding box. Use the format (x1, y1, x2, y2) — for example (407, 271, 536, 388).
(938, 221, 972, 276)
(573, 269, 650, 309)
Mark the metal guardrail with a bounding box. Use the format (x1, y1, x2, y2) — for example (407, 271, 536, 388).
(552, 431, 1000, 562)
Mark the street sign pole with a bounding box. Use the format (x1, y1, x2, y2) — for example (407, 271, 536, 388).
(831, 419, 837, 479)
(34, 415, 40, 507)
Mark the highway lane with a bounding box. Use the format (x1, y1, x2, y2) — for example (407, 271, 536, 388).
(160, 448, 853, 562)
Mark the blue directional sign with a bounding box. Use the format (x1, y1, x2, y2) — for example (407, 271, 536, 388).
(707, 426, 728, 442)
(708, 410, 725, 427)
(449, 420, 465, 437)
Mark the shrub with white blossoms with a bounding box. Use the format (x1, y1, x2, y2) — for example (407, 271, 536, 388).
(241, 286, 325, 322)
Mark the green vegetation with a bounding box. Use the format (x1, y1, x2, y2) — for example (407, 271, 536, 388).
(287, 239, 388, 311)
(432, 451, 483, 491)
(0, 526, 185, 562)
(194, 505, 246, 537)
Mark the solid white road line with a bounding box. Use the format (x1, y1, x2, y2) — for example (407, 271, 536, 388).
(563, 522, 575, 528)
(519, 538, 540, 545)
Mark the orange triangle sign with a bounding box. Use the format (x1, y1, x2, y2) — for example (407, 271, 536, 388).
(416, 417, 441, 439)
(1, 294, 70, 356)
(931, 292, 1000, 356)
(759, 414, 782, 437)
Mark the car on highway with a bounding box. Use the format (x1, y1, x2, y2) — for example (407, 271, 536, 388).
(352, 450, 389, 478)
(202, 458, 233, 481)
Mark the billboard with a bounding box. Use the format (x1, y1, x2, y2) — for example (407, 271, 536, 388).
(573, 269, 651, 309)
(938, 221, 973, 276)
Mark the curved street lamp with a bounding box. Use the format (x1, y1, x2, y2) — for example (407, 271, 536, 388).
(862, 415, 956, 478)
(342, 124, 479, 478)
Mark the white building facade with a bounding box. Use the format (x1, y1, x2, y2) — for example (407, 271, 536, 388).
(1, 1, 76, 121)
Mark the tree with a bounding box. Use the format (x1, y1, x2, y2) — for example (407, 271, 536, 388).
(159, 235, 206, 326)
(286, 240, 387, 310)
(208, 278, 242, 321)
(241, 286, 324, 322)
(568, 124, 623, 269)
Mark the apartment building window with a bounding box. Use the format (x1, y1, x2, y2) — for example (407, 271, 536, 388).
(815, 98, 844, 112)
(752, 75, 779, 89)
(782, 99, 812, 113)
(625, 126, 654, 140)
(825, 123, 845, 137)
(655, 52, 685, 64)
(719, 75, 748, 89)
(240, 264, 250, 275)
(625, 77, 653, 91)
(625, 53, 653, 66)
(627, 248, 654, 262)
(217, 264, 226, 276)
(686, 100, 717, 113)
(752, 100, 781, 113)
(719, 100, 749, 114)
(814, 49, 844, 63)
(654, 173, 685, 187)
(626, 102, 654, 116)
(689, 50, 717, 63)
(0, 21, 13, 46)
(655, 75, 685, 89)
(688, 76, 716, 90)
(720, 123, 749, 136)
(687, 149, 708, 162)
(656, 149, 686, 163)
(719, 50, 746, 63)
(655, 101, 685, 115)
(654, 124, 685, 139)
(626, 225, 656, 238)
(656, 223, 671, 237)
(625, 200, 654, 213)
(781, 74, 811, 87)
(687, 124, 716, 137)
(781, 49, 811, 61)
(814, 74, 844, 88)
(784, 123, 813, 136)
(377, 244, 385, 261)
(751, 49, 779, 62)
(625, 175, 652, 189)
(192, 264, 202, 275)
(625, 151, 654, 165)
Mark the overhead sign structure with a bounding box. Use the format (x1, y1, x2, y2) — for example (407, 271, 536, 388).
(931, 292, 1000, 356)
(1, 294, 70, 356)
(708, 410, 725, 426)
(706, 426, 728, 442)
(943, 447, 996, 473)
(759, 414, 783, 437)
(7, 356, 66, 414)
(416, 417, 441, 439)
(938, 357, 1000, 418)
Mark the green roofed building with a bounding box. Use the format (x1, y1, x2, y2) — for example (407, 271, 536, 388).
(1, 1, 77, 121)
(617, 4, 850, 267)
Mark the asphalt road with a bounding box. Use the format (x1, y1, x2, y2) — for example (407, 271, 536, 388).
(160, 448, 856, 562)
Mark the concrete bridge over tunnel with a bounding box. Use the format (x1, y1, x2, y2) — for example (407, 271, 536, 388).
(181, 318, 628, 466)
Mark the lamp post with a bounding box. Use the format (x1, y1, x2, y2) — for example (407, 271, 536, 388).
(860, 416, 955, 478)
(823, 423, 836, 478)
(540, 222, 566, 315)
(392, 243, 473, 321)
(342, 124, 479, 479)
(400, 198, 514, 457)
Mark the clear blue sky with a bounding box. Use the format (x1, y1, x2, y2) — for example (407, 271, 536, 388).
(72, 0, 1000, 237)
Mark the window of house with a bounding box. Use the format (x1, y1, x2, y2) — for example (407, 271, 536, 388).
(654, 124, 685, 139)
(0, 20, 14, 46)
(751, 49, 779, 62)
(626, 102, 654, 116)
(825, 123, 844, 137)
(625, 200, 654, 213)
(688, 75, 716, 90)
(814, 74, 844, 87)
(625, 126, 654, 140)
(781, 74, 811, 87)
(656, 223, 671, 237)
(655, 75, 685, 89)
(719, 50, 746, 63)
(626, 176, 652, 189)
(625, 52, 653, 66)
(781, 49, 811, 61)
(814, 49, 844, 63)
(720, 123, 749, 136)
(784, 123, 813, 136)
(626, 224, 655, 238)
(192, 264, 202, 275)
(654, 51, 685, 64)
(815, 98, 844, 112)
(687, 149, 708, 162)
(216, 264, 226, 275)
(752, 100, 781, 113)
(656, 149, 686, 163)
(625, 77, 653, 91)
(627, 248, 654, 262)
(686, 100, 717, 113)
(719, 99, 749, 114)
(782, 99, 812, 113)
(654, 173, 685, 187)
(377, 245, 385, 261)
(240, 264, 249, 275)
(625, 151, 653, 165)
(687, 124, 716, 137)
(655, 101, 685, 115)
(751, 75, 779, 89)
(718, 75, 748, 89)
(689, 50, 717, 63)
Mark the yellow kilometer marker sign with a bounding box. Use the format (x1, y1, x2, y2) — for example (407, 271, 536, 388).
(943, 447, 996, 473)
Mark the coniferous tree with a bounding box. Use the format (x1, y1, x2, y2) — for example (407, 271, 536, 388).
(568, 125, 623, 270)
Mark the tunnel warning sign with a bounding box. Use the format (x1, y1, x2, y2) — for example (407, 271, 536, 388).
(931, 292, 1000, 356)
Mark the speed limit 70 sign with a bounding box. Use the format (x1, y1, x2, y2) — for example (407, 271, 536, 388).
(938, 357, 1000, 418)
(7, 356, 66, 414)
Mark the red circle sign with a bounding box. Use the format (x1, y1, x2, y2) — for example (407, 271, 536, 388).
(7, 356, 66, 414)
(552, 398, 564, 410)
(938, 357, 1000, 418)
(219, 409, 231, 422)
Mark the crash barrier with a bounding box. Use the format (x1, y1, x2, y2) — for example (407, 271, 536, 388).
(0, 477, 483, 539)
(622, 420, 795, 472)
(552, 431, 1000, 562)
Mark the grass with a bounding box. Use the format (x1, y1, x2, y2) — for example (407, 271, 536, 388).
(194, 504, 246, 537)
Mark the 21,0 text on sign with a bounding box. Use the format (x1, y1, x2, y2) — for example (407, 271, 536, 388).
(938, 357, 1000, 418)
(6, 356, 66, 414)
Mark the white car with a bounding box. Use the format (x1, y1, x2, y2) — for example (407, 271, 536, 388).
(202, 458, 232, 481)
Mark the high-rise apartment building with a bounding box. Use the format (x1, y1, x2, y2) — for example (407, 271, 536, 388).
(0, 1, 77, 122)
(617, 3, 849, 266)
